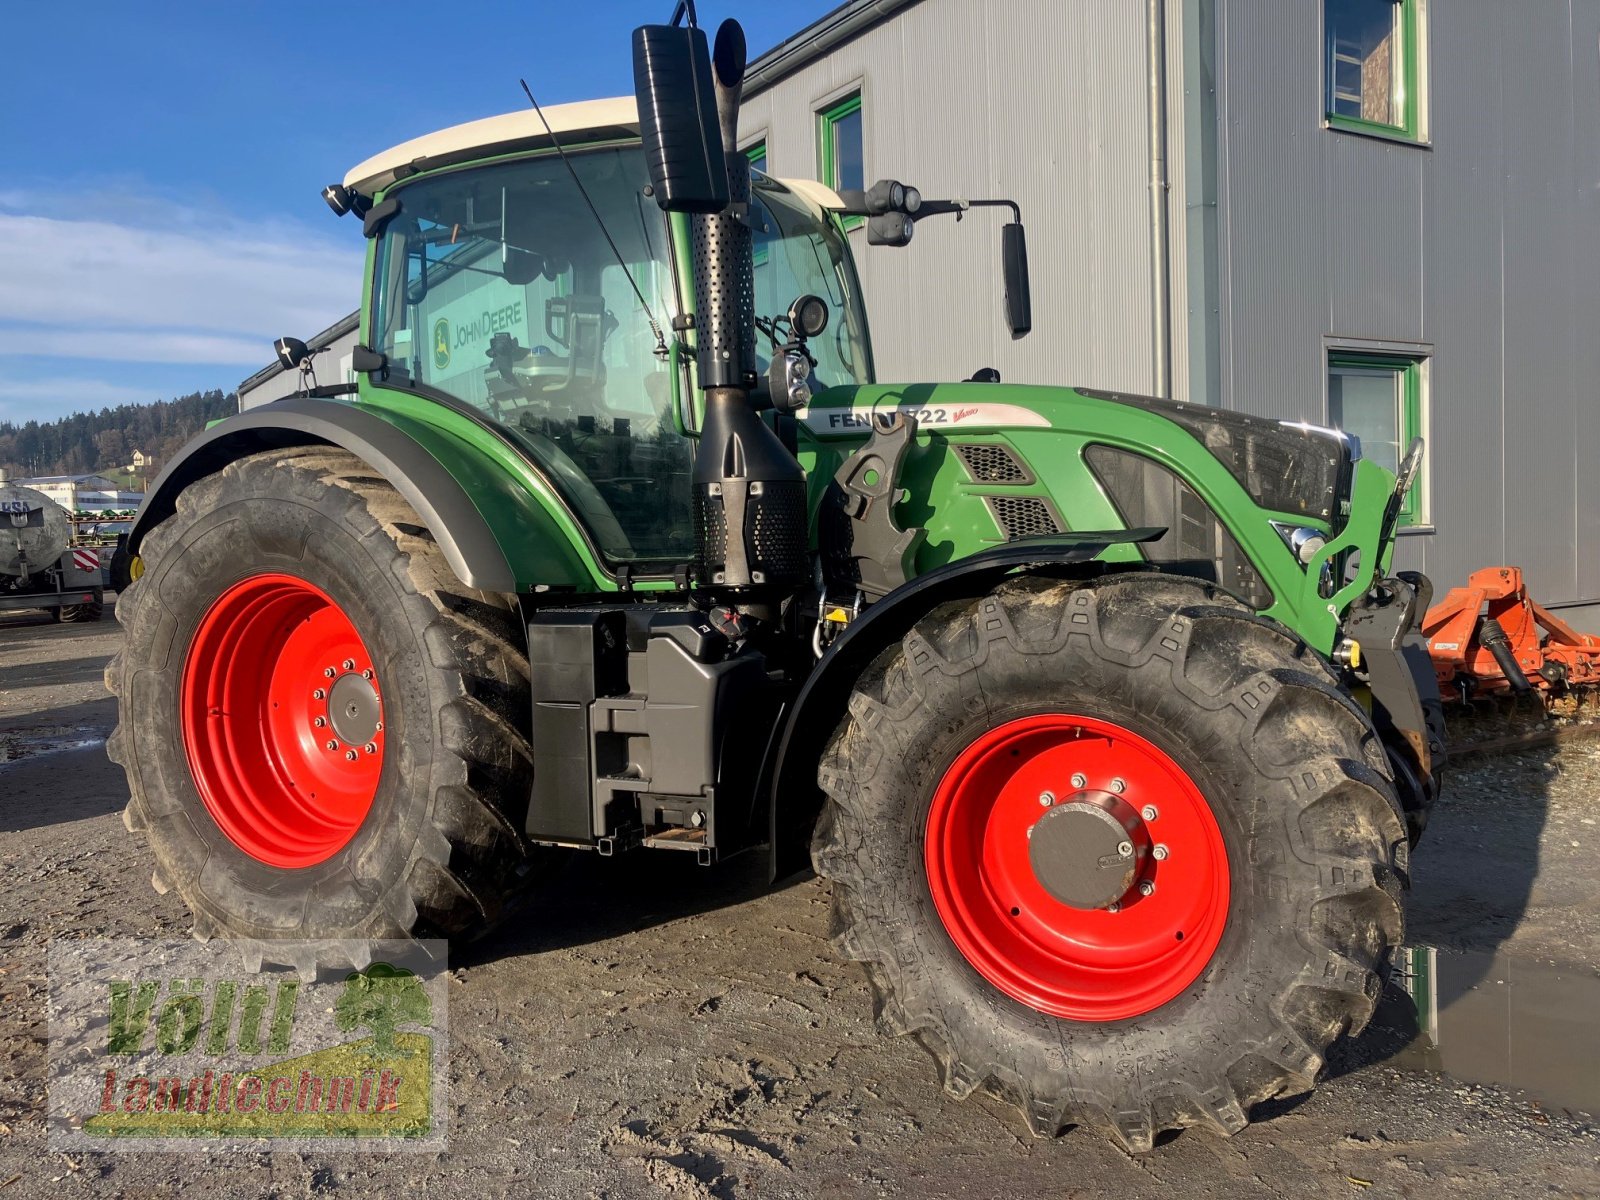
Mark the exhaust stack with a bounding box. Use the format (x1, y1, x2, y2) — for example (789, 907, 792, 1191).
(634, 15, 809, 601)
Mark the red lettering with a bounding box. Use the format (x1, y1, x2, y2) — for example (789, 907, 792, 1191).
(235, 1076, 261, 1113)
(267, 1076, 292, 1113)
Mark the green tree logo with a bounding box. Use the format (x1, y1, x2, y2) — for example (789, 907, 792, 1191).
(335, 964, 431, 1056)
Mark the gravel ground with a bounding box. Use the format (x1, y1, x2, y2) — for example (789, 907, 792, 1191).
(2, 602, 1598, 1198)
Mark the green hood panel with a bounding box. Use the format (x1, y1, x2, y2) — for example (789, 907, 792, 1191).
(794, 382, 1396, 652)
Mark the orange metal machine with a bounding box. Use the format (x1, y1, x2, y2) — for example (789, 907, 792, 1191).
(1423, 566, 1600, 711)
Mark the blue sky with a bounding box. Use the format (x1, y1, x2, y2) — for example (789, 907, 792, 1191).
(0, 1, 836, 425)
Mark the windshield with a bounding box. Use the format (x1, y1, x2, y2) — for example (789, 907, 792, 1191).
(749, 174, 872, 389)
(371, 148, 870, 570)
(372, 146, 690, 566)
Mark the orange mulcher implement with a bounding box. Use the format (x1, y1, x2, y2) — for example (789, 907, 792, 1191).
(1423, 566, 1600, 707)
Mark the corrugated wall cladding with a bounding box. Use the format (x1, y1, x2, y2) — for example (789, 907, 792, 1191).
(1212, 0, 1600, 615)
(740, 0, 1177, 396)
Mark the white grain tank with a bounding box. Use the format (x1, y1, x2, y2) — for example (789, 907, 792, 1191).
(0, 469, 72, 582)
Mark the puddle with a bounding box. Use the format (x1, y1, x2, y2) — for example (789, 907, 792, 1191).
(1381, 946, 1600, 1115)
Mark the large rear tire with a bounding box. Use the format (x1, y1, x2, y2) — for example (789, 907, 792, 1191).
(107, 448, 539, 961)
(814, 573, 1408, 1151)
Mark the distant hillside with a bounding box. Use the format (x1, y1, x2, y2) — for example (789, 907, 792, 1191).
(0, 389, 236, 481)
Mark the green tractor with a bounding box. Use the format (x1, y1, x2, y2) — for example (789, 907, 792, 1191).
(108, 9, 1443, 1151)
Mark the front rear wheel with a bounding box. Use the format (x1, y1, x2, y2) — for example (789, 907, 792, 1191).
(814, 573, 1409, 1151)
(107, 448, 539, 961)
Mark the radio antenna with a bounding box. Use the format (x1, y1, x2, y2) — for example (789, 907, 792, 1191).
(519, 79, 667, 357)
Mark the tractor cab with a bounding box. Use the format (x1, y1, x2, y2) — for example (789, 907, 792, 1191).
(349, 103, 871, 571)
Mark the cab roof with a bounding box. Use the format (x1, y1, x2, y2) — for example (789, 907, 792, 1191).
(342, 95, 849, 214)
(343, 96, 639, 196)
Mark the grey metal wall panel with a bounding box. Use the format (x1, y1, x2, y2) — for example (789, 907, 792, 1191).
(1411, 0, 1506, 588)
(1324, 137, 1423, 340)
(1497, 0, 1579, 605)
(1213, 0, 1330, 424)
(1570, 1, 1600, 601)
(739, 0, 1600, 616)
(742, 0, 1161, 393)
(1207, 0, 1600, 614)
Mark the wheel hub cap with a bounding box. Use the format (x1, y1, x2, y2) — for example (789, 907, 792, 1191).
(328, 671, 382, 746)
(1028, 793, 1148, 910)
(924, 713, 1230, 1021)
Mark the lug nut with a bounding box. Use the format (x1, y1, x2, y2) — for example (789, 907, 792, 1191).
(364, 742, 377, 755)
(1116, 840, 1134, 858)
(1026, 825, 1035, 839)
(342, 659, 355, 671)
(313, 688, 326, 701)
(1138, 881, 1155, 897)
(1153, 844, 1169, 861)
(1070, 773, 1087, 789)
(1110, 778, 1127, 794)
(374, 722, 384, 732)
(313, 717, 326, 728)
(1039, 791, 1055, 807)
(345, 749, 358, 761)
(325, 739, 338, 751)
(323, 667, 336, 679)
(362, 668, 374, 680)
(1107, 902, 1121, 914)
(1141, 805, 1159, 822)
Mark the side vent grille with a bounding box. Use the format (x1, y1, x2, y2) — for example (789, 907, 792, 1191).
(986, 495, 1063, 540)
(956, 443, 1031, 483)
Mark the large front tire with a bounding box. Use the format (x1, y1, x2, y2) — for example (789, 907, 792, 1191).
(814, 573, 1408, 1151)
(107, 448, 538, 958)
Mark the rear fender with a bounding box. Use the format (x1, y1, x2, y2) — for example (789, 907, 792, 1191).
(130, 397, 598, 593)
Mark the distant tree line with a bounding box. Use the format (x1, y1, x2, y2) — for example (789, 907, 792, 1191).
(0, 390, 236, 481)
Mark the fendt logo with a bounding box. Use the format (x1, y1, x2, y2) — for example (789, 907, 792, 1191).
(432, 319, 452, 371)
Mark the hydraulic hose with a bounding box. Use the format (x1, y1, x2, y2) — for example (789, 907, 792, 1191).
(1476, 616, 1532, 693)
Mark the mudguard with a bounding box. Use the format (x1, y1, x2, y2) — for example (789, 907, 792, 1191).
(130, 397, 594, 594)
(766, 529, 1164, 880)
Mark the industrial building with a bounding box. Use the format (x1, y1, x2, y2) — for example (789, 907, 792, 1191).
(15, 473, 143, 513)
(241, 0, 1600, 624)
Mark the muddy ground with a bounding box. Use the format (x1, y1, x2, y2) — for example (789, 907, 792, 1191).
(1, 602, 1598, 1198)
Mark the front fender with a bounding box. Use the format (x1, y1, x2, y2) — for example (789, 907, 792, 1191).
(131, 397, 598, 593)
(765, 530, 1163, 881)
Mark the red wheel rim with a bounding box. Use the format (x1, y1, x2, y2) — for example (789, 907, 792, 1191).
(180, 573, 384, 868)
(924, 714, 1229, 1020)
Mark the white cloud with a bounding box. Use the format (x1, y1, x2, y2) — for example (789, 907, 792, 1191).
(0, 210, 360, 344)
(0, 327, 266, 365)
(0, 187, 363, 424)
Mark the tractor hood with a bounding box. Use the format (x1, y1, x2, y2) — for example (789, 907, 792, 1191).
(797, 383, 1356, 529)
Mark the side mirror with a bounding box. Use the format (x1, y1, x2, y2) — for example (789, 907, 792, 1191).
(273, 336, 309, 371)
(1001, 222, 1032, 339)
(351, 344, 388, 374)
(632, 21, 729, 213)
